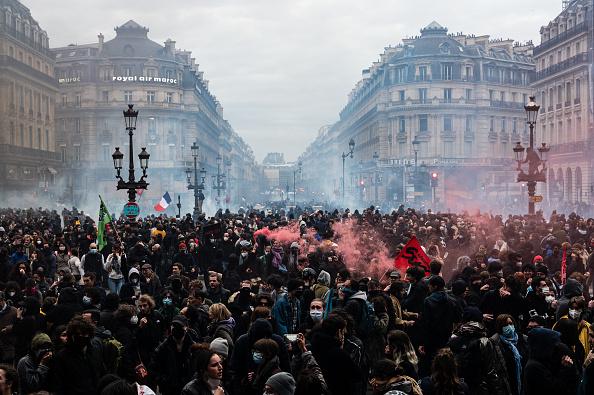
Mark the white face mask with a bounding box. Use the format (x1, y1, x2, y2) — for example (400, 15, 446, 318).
(540, 286, 549, 294)
(545, 295, 555, 304)
(569, 309, 580, 320)
(130, 315, 139, 325)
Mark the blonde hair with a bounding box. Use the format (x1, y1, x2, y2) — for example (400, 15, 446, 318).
(138, 294, 156, 310)
(209, 303, 232, 322)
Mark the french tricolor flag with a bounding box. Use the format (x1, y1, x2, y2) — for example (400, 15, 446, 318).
(154, 192, 172, 212)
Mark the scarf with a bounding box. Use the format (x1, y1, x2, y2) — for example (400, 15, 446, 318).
(271, 247, 286, 272)
(500, 331, 522, 395)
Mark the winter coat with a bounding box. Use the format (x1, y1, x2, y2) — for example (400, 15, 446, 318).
(206, 318, 235, 355)
(52, 343, 106, 395)
(17, 353, 51, 394)
(310, 330, 363, 395)
(150, 335, 196, 395)
(418, 290, 460, 354)
(271, 293, 301, 335)
(0, 305, 17, 363)
(447, 321, 511, 395)
(81, 251, 105, 283)
(181, 378, 225, 395)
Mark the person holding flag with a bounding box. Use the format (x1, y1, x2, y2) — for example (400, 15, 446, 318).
(97, 195, 112, 253)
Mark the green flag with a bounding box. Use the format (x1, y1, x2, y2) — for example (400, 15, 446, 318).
(97, 195, 112, 251)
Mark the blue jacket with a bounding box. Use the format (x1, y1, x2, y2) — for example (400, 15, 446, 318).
(271, 293, 301, 336)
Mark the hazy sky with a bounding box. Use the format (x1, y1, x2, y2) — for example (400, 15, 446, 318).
(27, 0, 563, 161)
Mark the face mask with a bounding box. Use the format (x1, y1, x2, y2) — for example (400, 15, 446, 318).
(82, 296, 92, 305)
(545, 295, 555, 304)
(252, 351, 264, 365)
(223, 237, 229, 241)
(131, 278, 139, 285)
(90, 249, 97, 253)
(569, 309, 581, 320)
(540, 286, 549, 294)
(163, 297, 173, 306)
(310, 310, 323, 322)
(171, 325, 185, 340)
(130, 315, 139, 325)
(59, 247, 66, 251)
(502, 324, 515, 338)
(8, 292, 15, 297)
(241, 252, 248, 258)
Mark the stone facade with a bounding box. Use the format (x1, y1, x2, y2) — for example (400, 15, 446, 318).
(53, 20, 258, 209)
(301, 22, 535, 209)
(532, 0, 594, 205)
(0, 0, 60, 198)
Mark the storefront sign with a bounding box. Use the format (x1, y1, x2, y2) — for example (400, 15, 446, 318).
(58, 77, 80, 84)
(112, 76, 178, 84)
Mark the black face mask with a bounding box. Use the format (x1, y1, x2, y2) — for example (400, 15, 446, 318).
(240, 287, 251, 295)
(171, 325, 185, 340)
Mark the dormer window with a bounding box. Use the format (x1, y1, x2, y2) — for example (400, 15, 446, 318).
(439, 43, 451, 54)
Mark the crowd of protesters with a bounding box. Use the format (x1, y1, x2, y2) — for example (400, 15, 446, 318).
(0, 205, 593, 395)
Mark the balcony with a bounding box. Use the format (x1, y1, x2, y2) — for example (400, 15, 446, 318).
(574, 98, 581, 105)
(489, 100, 525, 110)
(0, 56, 57, 87)
(556, 103, 562, 110)
(535, 52, 591, 80)
(565, 101, 571, 107)
(533, 20, 591, 56)
(0, 144, 61, 162)
(548, 106, 553, 112)
(464, 130, 475, 141)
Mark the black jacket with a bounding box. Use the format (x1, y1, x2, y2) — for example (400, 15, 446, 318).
(150, 335, 196, 395)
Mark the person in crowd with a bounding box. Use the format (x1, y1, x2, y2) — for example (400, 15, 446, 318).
(181, 345, 225, 395)
(52, 316, 106, 394)
(81, 243, 105, 286)
(385, 330, 419, 380)
(419, 348, 469, 395)
(206, 303, 235, 353)
(16, 332, 53, 394)
(271, 279, 304, 336)
(0, 365, 18, 395)
(491, 314, 528, 395)
(369, 358, 422, 395)
(151, 314, 196, 395)
(105, 245, 126, 295)
(265, 372, 296, 395)
(246, 338, 281, 395)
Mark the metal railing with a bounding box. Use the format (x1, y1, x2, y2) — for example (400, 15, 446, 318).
(533, 20, 591, 56)
(535, 53, 591, 80)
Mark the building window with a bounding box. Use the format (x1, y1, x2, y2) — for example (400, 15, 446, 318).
(398, 90, 405, 102)
(443, 88, 452, 103)
(19, 124, 24, 146)
(489, 90, 494, 102)
(565, 82, 571, 105)
(37, 128, 41, 149)
(75, 95, 81, 107)
(124, 91, 133, 103)
(101, 91, 109, 102)
(576, 117, 582, 139)
(168, 145, 175, 160)
(512, 118, 517, 133)
(419, 115, 428, 132)
(9, 122, 15, 145)
(45, 129, 49, 150)
(74, 145, 80, 162)
(29, 126, 33, 148)
(489, 117, 494, 132)
(147, 91, 155, 103)
(557, 85, 562, 104)
(500, 91, 505, 101)
(166, 92, 173, 103)
(102, 145, 110, 161)
(465, 89, 472, 100)
(60, 146, 67, 162)
(576, 42, 581, 53)
(575, 79, 581, 100)
(418, 66, 427, 81)
(501, 118, 506, 132)
(443, 115, 452, 132)
(419, 88, 427, 104)
(398, 117, 405, 133)
(465, 66, 472, 80)
(441, 64, 452, 80)
(74, 118, 81, 133)
(61, 94, 67, 106)
(123, 67, 132, 77)
(464, 141, 472, 156)
(465, 116, 472, 132)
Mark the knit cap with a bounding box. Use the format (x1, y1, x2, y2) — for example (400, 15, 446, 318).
(265, 372, 296, 395)
(210, 337, 229, 359)
(31, 333, 52, 352)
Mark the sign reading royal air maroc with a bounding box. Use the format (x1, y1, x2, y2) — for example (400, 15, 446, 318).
(112, 76, 178, 84)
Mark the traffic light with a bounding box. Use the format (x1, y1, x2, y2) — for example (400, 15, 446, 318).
(430, 172, 439, 188)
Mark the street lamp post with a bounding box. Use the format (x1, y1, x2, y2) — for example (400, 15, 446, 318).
(513, 96, 550, 215)
(211, 155, 226, 208)
(186, 141, 206, 221)
(111, 104, 150, 213)
(293, 161, 302, 207)
(341, 138, 355, 205)
(176, 195, 181, 218)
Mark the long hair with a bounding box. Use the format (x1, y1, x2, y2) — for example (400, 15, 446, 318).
(430, 348, 461, 395)
(387, 330, 418, 371)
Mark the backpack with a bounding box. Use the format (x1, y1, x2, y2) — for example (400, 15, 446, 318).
(102, 337, 124, 374)
(354, 298, 376, 339)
